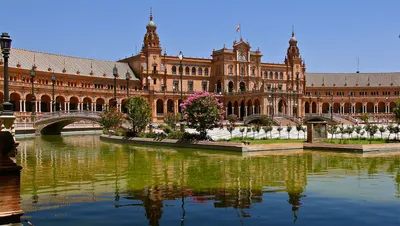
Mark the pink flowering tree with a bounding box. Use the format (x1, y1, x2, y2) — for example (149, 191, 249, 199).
(180, 91, 225, 138)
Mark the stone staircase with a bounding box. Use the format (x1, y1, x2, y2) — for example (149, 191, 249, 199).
(275, 117, 297, 126)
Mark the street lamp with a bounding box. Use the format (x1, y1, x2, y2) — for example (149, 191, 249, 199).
(51, 71, 56, 112)
(386, 95, 389, 124)
(125, 70, 130, 98)
(348, 92, 351, 115)
(0, 32, 12, 115)
(30, 66, 36, 116)
(173, 85, 177, 130)
(113, 65, 118, 108)
(317, 91, 321, 115)
(178, 51, 184, 132)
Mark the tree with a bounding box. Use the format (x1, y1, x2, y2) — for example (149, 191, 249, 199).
(246, 127, 251, 138)
(277, 126, 283, 138)
(328, 124, 338, 142)
(379, 126, 386, 139)
(393, 100, 400, 123)
(126, 96, 152, 137)
(180, 91, 225, 139)
(286, 125, 293, 139)
(360, 113, 370, 124)
(387, 124, 395, 140)
(252, 126, 256, 139)
(227, 126, 235, 139)
(164, 112, 178, 130)
(354, 126, 362, 139)
(227, 114, 238, 127)
(239, 128, 245, 139)
(302, 126, 307, 140)
(262, 127, 270, 139)
(295, 123, 303, 139)
(346, 126, 354, 141)
(99, 107, 125, 132)
(338, 124, 345, 143)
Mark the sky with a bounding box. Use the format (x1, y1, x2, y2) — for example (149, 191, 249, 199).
(1, 0, 399, 73)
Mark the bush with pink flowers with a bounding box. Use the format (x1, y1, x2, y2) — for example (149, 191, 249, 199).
(180, 91, 225, 139)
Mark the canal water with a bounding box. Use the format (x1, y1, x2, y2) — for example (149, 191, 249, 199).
(17, 135, 400, 225)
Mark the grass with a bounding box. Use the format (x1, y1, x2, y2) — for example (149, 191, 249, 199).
(218, 137, 305, 144)
(322, 138, 388, 145)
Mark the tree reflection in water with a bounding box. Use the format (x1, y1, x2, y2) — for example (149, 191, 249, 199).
(16, 135, 400, 225)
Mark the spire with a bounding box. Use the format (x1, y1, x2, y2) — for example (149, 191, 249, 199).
(292, 25, 295, 37)
(150, 7, 153, 21)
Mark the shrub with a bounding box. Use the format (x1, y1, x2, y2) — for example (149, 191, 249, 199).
(168, 131, 184, 139)
(163, 125, 173, 134)
(99, 107, 125, 132)
(180, 91, 225, 139)
(164, 112, 178, 130)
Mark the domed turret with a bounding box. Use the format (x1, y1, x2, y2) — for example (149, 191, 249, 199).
(142, 8, 161, 50)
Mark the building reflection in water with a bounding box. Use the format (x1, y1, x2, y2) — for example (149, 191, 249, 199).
(17, 135, 400, 225)
(0, 173, 24, 224)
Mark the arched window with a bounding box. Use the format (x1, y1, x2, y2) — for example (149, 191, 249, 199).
(240, 67, 245, 75)
(275, 72, 278, 79)
(204, 68, 209, 76)
(185, 66, 190, 75)
(172, 66, 177, 74)
(229, 65, 233, 74)
(280, 72, 283, 80)
(264, 71, 268, 78)
(192, 67, 196, 75)
(198, 68, 203, 75)
(251, 67, 255, 75)
(269, 72, 273, 79)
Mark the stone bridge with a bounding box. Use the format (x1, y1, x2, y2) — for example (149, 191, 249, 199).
(34, 111, 103, 135)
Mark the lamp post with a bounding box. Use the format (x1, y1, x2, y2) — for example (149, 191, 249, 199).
(113, 65, 118, 108)
(125, 70, 130, 98)
(330, 91, 334, 121)
(348, 92, 351, 116)
(386, 95, 389, 124)
(51, 71, 56, 112)
(178, 51, 184, 132)
(317, 91, 321, 115)
(173, 85, 177, 130)
(30, 66, 36, 116)
(0, 32, 12, 115)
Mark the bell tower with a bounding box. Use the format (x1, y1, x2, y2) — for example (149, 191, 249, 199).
(285, 26, 305, 93)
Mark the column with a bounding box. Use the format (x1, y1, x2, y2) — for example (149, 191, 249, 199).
(102, 104, 104, 111)
(238, 107, 241, 118)
(50, 102, 52, 113)
(19, 100, 22, 112)
(92, 103, 95, 111)
(225, 107, 228, 117)
(64, 102, 67, 112)
(77, 102, 80, 111)
(23, 100, 26, 112)
(252, 106, 255, 115)
(231, 106, 234, 115)
(67, 102, 70, 112)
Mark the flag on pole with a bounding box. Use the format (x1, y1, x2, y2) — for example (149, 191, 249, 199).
(236, 24, 240, 33)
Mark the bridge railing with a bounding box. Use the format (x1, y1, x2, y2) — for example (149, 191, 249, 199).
(35, 110, 103, 121)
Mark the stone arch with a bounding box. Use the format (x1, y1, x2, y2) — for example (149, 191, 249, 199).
(56, 96, 66, 111)
(228, 81, 234, 93)
(96, 98, 105, 111)
(231, 101, 237, 116)
(10, 92, 21, 112)
(25, 94, 35, 112)
(239, 81, 245, 92)
(367, 102, 374, 113)
(279, 99, 287, 114)
(246, 99, 253, 116)
(40, 94, 51, 112)
(156, 99, 164, 116)
(240, 100, 245, 119)
(216, 80, 222, 94)
(178, 99, 183, 113)
(355, 102, 363, 114)
(378, 102, 385, 113)
(390, 102, 396, 113)
(227, 101, 233, 116)
(333, 102, 340, 113)
(121, 99, 128, 113)
(167, 99, 174, 113)
(254, 99, 261, 114)
(70, 96, 79, 111)
(108, 98, 116, 108)
(304, 101, 310, 114)
(191, 67, 196, 75)
(83, 97, 92, 111)
(321, 102, 329, 114)
(311, 101, 317, 114)
(344, 102, 351, 114)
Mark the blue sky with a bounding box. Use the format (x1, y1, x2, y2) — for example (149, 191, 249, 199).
(1, 0, 399, 72)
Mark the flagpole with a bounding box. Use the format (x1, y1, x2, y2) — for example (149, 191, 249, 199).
(240, 23, 242, 40)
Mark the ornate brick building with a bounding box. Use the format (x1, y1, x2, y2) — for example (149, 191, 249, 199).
(0, 12, 397, 124)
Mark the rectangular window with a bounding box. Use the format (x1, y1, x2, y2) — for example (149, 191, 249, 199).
(188, 80, 194, 92)
(202, 81, 207, 91)
(173, 80, 179, 91)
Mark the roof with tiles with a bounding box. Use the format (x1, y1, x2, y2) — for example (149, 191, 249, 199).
(306, 72, 400, 88)
(0, 48, 138, 80)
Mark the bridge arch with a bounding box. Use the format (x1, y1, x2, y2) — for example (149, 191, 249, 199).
(35, 111, 102, 135)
